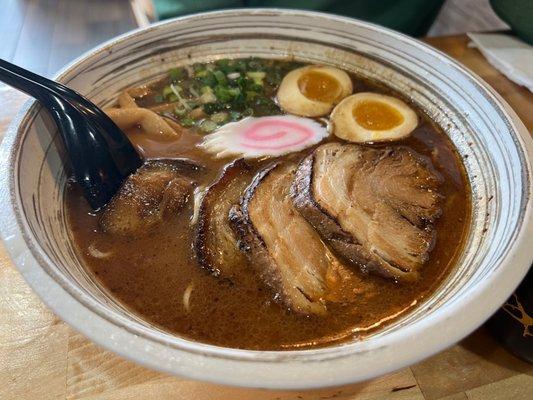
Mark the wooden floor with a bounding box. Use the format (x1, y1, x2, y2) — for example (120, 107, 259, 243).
(0, 0, 137, 77)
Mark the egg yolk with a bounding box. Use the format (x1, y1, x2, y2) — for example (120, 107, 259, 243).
(297, 70, 341, 103)
(352, 100, 404, 130)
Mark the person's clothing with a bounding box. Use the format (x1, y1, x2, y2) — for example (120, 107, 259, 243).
(153, 0, 445, 37)
(490, 0, 533, 44)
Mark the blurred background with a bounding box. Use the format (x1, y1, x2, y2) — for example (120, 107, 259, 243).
(0, 0, 516, 77)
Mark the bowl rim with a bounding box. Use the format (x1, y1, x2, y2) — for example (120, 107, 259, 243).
(1, 8, 532, 389)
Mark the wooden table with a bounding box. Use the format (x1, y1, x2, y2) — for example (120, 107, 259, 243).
(1, 35, 532, 400)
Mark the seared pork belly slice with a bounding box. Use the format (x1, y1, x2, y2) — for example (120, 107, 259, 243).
(230, 162, 356, 315)
(292, 143, 441, 281)
(100, 161, 193, 236)
(194, 159, 256, 278)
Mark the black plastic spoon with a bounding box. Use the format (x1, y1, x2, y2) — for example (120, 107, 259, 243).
(0, 59, 142, 210)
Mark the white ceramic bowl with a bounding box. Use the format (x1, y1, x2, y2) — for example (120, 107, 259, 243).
(1, 9, 532, 390)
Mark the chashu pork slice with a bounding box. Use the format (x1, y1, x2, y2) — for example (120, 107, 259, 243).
(230, 162, 348, 315)
(292, 143, 441, 282)
(194, 159, 256, 278)
(100, 161, 195, 236)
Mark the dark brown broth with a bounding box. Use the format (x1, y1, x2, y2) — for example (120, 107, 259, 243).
(65, 61, 470, 350)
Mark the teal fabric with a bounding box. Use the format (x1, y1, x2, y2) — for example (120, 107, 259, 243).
(153, 0, 445, 37)
(155, 0, 242, 18)
(490, 0, 533, 44)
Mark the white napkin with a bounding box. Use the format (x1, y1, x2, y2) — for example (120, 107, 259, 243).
(468, 33, 533, 93)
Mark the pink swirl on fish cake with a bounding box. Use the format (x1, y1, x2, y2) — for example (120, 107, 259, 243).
(240, 118, 314, 150)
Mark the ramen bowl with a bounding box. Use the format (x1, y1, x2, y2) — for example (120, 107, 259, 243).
(0, 9, 532, 389)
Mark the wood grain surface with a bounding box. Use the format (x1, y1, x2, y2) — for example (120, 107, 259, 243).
(0, 35, 532, 400)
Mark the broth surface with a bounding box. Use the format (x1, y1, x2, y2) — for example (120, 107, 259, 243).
(66, 59, 470, 350)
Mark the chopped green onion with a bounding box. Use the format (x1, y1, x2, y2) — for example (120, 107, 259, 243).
(215, 59, 237, 74)
(210, 112, 229, 124)
(195, 69, 208, 78)
(199, 119, 218, 133)
(235, 60, 247, 72)
(249, 83, 264, 93)
(161, 58, 292, 123)
(174, 106, 187, 117)
(180, 117, 195, 127)
(246, 71, 266, 85)
(214, 70, 228, 85)
(234, 76, 247, 89)
(199, 86, 216, 104)
(245, 91, 259, 101)
(189, 86, 199, 98)
(162, 85, 179, 101)
(196, 71, 217, 87)
(187, 101, 199, 109)
(214, 86, 233, 102)
(200, 93, 216, 104)
(162, 85, 174, 98)
(170, 83, 191, 111)
(227, 87, 241, 97)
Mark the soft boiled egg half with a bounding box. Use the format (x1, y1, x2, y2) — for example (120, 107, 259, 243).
(330, 92, 418, 143)
(277, 66, 353, 117)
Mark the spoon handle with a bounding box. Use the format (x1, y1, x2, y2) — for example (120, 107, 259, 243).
(0, 59, 142, 209)
(0, 59, 139, 165)
(0, 58, 103, 108)
(0, 60, 134, 153)
(0, 59, 60, 103)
